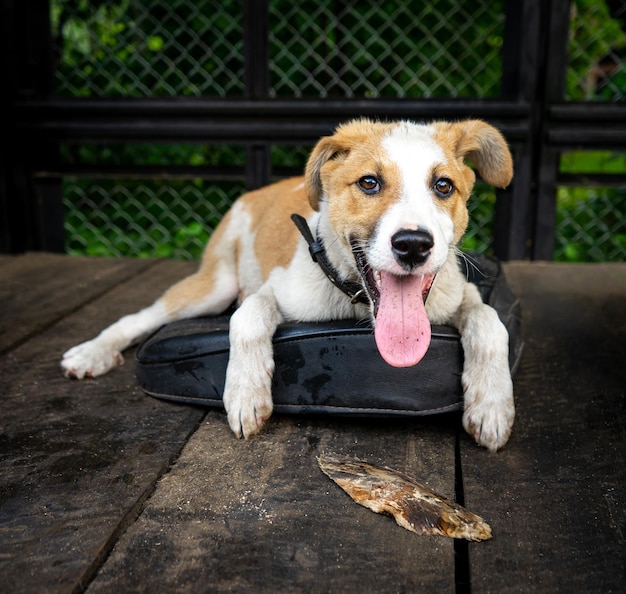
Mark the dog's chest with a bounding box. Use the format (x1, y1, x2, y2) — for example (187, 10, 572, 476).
(272, 261, 368, 322)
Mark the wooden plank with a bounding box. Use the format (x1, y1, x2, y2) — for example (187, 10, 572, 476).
(0, 252, 155, 354)
(460, 263, 626, 591)
(87, 414, 460, 592)
(0, 257, 204, 594)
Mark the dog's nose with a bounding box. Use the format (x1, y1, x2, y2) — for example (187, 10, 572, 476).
(391, 228, 434, 267)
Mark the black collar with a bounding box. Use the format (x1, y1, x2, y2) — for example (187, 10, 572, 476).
(291, 213, 369, 305)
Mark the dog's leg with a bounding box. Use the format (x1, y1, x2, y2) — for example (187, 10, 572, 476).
(222, 288, 283, 439)
(61, 261, 238, 379)
(454, 282, 515, 451)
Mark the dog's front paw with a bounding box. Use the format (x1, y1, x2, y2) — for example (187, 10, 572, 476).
(61, 341, 124, 379)
(223, 359, 274, 439)
(463, 396, 514, 452)
(462, 368, 515, 451)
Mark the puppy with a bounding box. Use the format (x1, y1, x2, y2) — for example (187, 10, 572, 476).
(62, 118, 515, 451)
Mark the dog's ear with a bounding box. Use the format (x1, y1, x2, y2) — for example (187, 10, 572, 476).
(304, 136, 345, 210)
(437, 120, 514, 189)
(305, 119, 376, 210)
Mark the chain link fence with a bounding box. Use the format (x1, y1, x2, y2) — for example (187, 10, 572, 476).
(267, 0, 504, 98)
(61, 142, 247, 259)
(53, 0, 625, 262)
(556, 150, 626, 261)
(558, 1, 626, 261)
(63, 179, 245, 259)
(53, 0, 244, 97)
(566, 0, 625, 102)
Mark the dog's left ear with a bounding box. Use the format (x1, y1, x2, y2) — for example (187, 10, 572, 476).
(436, 120, 514, 189)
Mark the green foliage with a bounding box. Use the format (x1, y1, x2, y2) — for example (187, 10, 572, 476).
(557, 151, 626, 262)
(52, 0, 244, 97)
(561, 150, 626, 174)
(52, 0, 132, 96)
(63, 179, 243, 260)
(71, 220, 211, 260)
(460, 187, 496, 254)
(60, 143, 246, 169)
(555, 186, 626, 262)
(567, 0, 626, 100)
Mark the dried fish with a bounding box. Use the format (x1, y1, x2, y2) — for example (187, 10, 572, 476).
(318, 455, 492, 542)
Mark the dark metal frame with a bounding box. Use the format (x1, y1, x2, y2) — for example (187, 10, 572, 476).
(2, 0, 626, 259)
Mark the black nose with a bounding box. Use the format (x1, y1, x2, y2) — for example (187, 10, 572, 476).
(391, 228, 434, 268)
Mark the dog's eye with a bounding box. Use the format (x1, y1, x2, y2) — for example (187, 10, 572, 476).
(433, 178, 454, 198)
(357, 176, 381, 195)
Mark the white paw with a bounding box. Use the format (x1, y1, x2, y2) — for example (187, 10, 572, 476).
(462, 370, 515, 452)
(61, 341, 124, 379)
(463, 396, 515, 452)
(223, 358, 274, 439)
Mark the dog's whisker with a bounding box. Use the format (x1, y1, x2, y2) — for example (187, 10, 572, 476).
(453, 247, 484, 280)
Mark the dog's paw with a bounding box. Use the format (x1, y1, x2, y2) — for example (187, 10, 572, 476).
(462, 366, 515, 451)
(460, 325, 515, 451)
(61, 341, 124, 379)
(463, 397, 515, 452)
(223, 359, 274, 439)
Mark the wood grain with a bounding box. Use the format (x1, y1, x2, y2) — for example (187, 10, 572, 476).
(88, 415, 458, 593)
(0, 253, 154, 353)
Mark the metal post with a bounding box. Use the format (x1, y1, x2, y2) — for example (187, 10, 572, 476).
(1, 0, 64, 253)
(494, 0, 545, 260)
(243, 0, 271, 190)
(531, 0, 572, 260)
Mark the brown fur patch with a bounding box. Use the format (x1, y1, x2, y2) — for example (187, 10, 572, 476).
(305, 119, 396, 212)
(162, 208, 236, 315)
(242, 177, 313, 281)
(429, 160, 475, 243)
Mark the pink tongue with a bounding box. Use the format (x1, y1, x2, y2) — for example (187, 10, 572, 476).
(374, 271, 432, 368)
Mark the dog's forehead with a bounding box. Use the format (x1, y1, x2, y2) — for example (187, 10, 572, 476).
(381, 123, 447, 176)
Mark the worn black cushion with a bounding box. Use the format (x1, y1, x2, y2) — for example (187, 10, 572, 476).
(136, 254, 523, 416)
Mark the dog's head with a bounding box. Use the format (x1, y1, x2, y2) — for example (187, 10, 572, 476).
(304, 118, 513, 367)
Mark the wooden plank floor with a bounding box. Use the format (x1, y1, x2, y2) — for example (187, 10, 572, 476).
(0, 253, 624, 592)
(461, 263, 626, 592)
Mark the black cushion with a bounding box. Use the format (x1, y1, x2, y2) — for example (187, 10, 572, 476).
(136, 254, 523, 416)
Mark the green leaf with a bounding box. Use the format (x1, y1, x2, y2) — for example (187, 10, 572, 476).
(147, 35, 164, 52)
